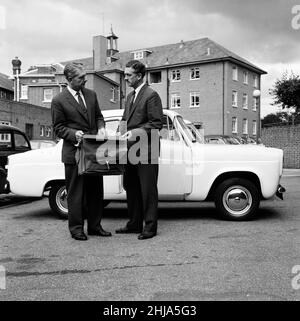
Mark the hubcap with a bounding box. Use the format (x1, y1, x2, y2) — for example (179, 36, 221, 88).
(56, 186, 68, 214)
(222, 185, 252, 216)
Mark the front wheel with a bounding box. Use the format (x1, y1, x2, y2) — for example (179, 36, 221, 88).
(214, 178, 260, 221)
(48, 183, 111, 220)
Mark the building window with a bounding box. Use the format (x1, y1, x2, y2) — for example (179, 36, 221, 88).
(134, 51, 143, 60)
(45, 126, 52, 138)
(253, 75, 259, 88)
(252, 120, 257, 136)
(232, 66, 238, 81)
(232, 91, 238, 107)
(242, 93, 248, 109)
(243, 71, 248, 84)
(190, 92, 200, 108)
(252, 97, 258, 111)
(170, 93, 181, 109)
(43, 88, 53, 102)
(149, 71, 162, 84)
(20, 85, 28, 99)
(110, 87, 116, 102)
(190, 67, 200, 80)
(242, 119, 248, 134)
(0, 121, 11, 142)
(171, 69, 181, 82)
(232, 117, 238, 133)
(40, 125, 45, 137)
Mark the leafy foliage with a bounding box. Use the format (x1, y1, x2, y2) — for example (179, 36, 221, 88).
(269, 71, 300, 113)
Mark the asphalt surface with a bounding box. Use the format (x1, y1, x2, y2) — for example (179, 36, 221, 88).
(0, 170, 299, 301)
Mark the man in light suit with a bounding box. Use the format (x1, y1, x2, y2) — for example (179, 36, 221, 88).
(116, 60, 163, 239)
(51, 62, 111, 241)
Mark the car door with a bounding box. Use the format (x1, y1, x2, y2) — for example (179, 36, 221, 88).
(102, 117, 124, 195)
(158, 115, 193, 199)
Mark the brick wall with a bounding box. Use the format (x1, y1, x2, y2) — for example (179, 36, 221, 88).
(0, 99, 52, 140)
(261, 124, 300, 168)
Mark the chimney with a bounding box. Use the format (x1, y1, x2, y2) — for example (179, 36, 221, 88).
(12, 56, 21, 75)
(93, 35, 108, 71)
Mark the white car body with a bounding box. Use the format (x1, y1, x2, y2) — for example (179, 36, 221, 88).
(7, 109, 284, 220)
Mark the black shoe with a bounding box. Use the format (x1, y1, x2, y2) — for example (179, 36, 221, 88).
(71, 232, 88, 241)
(88, 226, 112, 237)
(138, 232, 156, 240)
(115, 227, 141, 234)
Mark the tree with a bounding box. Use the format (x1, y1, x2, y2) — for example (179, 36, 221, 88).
(269, 71, 300, 113)
(262, 111, 300, 127)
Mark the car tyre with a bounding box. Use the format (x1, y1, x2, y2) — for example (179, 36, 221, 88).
(214, 178, 260, 221)
(48, 183, 111, 220)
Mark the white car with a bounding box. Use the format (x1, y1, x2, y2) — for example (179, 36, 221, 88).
(6, 109, 285, 221)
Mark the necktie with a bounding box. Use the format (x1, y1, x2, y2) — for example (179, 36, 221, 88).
(128, 90, 136, 113)
(76, 91, 86, 110)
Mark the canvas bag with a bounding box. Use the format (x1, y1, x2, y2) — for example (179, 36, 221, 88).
(76, 135, 127, 175)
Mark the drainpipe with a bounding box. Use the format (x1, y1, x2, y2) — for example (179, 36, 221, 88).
(166, 68, 169, 109)
(222, 61, 225, 134)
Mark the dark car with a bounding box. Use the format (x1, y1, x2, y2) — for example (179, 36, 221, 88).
(0, 124, 31, 193)
(205, 135, 241, 145)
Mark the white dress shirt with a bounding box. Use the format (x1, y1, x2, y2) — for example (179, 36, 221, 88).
(67, 86, 87, 108)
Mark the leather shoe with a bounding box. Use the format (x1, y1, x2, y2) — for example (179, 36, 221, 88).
(138, 232, 156, 240)
(115, 227, 141, 234)
(71, 232, 88, 241)
(88, 226, 112, 237)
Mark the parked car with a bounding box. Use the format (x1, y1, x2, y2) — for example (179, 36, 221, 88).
(205, 135, 241, 145)
(0, 124, 31, 193)
(6, 109, 285, 221)
(30, 140, 57, 150)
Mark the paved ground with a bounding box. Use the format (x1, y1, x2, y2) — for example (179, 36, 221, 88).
(0, 172, 299, 301)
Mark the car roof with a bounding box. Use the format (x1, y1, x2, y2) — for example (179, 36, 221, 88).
(0, 124, 26, 133)
(102, 108, 181, 121)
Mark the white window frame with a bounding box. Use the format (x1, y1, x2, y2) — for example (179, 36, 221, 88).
(0, 121, 11, 142)
(45, 126, 52, 138)
(242, 119, 248, 135)
(20, 85, 28, 99)
(232, 90, 238, 107)
(253, 75, 258, 88)
(170, 93, 181, 109)
(252, 120, 257, 136)
(252, 97, 258, 111)
(242, 93, 248, 109)
(190, 67, 200, 80)
(43, 88, 53, 102)
(171, 69, 181, 82)
(40, 125, 45, 137)
(110, 87, 117, 102)
(232, 117, 238, 134)
(232, 66, 238, 81)
(190, 92, 200, 108)
(149, 71, 162, 84)
(134, 51, 144, 60)
(243, 71, 248, 84)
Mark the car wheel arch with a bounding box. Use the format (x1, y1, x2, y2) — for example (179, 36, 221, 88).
(205, 171, 262, 201)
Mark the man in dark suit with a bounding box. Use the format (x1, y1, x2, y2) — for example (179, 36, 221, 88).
(51, 62, 111, 241)
(116, 60, 163, 240)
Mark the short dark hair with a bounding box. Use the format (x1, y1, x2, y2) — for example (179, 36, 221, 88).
(125, 60, 146, 78)
(63, 62, 84, 81)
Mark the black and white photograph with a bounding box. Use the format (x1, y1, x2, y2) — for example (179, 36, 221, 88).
(0, 0, 299, 312)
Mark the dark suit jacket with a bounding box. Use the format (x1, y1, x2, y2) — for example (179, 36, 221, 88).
(51, 87, 105, 164)
(121, 84, 163, 163)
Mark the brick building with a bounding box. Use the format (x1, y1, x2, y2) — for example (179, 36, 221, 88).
(12, 29, 267, 138)
(0, 72, 13, 101)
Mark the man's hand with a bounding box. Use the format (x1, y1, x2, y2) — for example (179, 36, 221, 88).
(75, 130, 84, 143)
(121, 130, 132, 140)
(96, 127, 107, 140)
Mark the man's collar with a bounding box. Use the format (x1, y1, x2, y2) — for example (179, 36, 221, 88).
(134, 82, 145, 96)
(67, 86, 83, 97)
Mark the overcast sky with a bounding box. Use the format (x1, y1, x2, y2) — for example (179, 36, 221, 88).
(1, 0, 300, 116)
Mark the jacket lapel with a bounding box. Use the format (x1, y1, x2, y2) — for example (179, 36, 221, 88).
(81, 88, 92, 126)
(127, 84, 147, 122)
(64, 89, 89, 124)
